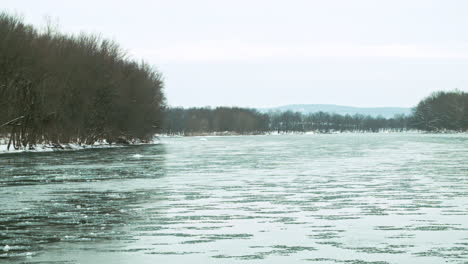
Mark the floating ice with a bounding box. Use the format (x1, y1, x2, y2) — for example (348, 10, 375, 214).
(1, 134, 468, 263)
(131, 154, 143, 158)
(3, 245, 10, 252)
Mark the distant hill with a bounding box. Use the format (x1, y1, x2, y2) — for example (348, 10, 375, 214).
(259, 104, 412, 118)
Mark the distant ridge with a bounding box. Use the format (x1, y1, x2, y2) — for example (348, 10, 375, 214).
(259, 104, 412, 118)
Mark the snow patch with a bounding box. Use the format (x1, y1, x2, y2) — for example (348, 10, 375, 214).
(0, 138, 161, 154)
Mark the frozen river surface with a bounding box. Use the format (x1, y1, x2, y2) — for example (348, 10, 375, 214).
(1, 133, 467, 264)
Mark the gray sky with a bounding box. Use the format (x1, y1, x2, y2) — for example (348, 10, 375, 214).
(3, 0, 468, 107)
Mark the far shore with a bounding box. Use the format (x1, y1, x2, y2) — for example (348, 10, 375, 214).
(159, 129, 467, 137)
(1, 130, 466, 154)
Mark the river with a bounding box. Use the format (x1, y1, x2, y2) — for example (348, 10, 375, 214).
(1, 133, 467, 263)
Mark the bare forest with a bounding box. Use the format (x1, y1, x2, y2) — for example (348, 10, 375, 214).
(0, 13, 165, 150)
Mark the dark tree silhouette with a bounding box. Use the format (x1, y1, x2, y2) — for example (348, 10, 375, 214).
(162, 107, 412, 135)
(0, 13, 165, 149)
(412, 90, 468, 131)
(163, 107, 270, 135)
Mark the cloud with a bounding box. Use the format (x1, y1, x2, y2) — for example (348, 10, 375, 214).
(132, 40, 468, 63)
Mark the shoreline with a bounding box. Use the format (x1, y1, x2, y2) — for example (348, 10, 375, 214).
(2, 131, 466, 154)
(158, 129, 467, 138)
(0, 139, 161, 154)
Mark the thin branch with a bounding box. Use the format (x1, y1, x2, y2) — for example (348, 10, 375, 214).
(0, 115, 24, 128)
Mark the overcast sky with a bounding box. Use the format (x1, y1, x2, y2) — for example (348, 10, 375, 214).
(3, 0, 468, 107)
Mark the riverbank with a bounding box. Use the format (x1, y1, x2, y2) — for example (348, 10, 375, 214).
(159, 129, 468, 138)
(2, 130, 466, 154)
(159, 130, 419, 137)
(0, 138, 160, 154)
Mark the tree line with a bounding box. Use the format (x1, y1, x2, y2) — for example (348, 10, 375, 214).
(163, 107, 270, 135)
(268, 111, 409, 133)
(162, 107, 410, 135)
(163, 91, 467, 135)
(0, 13, 165, 150)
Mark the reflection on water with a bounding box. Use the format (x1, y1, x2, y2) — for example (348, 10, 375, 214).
(0, 134, 467, 264)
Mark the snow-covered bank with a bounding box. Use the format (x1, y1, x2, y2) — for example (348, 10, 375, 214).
(156, 130, 423, 138)
(0, 137, 161, 154)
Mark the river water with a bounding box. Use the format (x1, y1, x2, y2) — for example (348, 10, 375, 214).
(1, 133, 467, 264)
